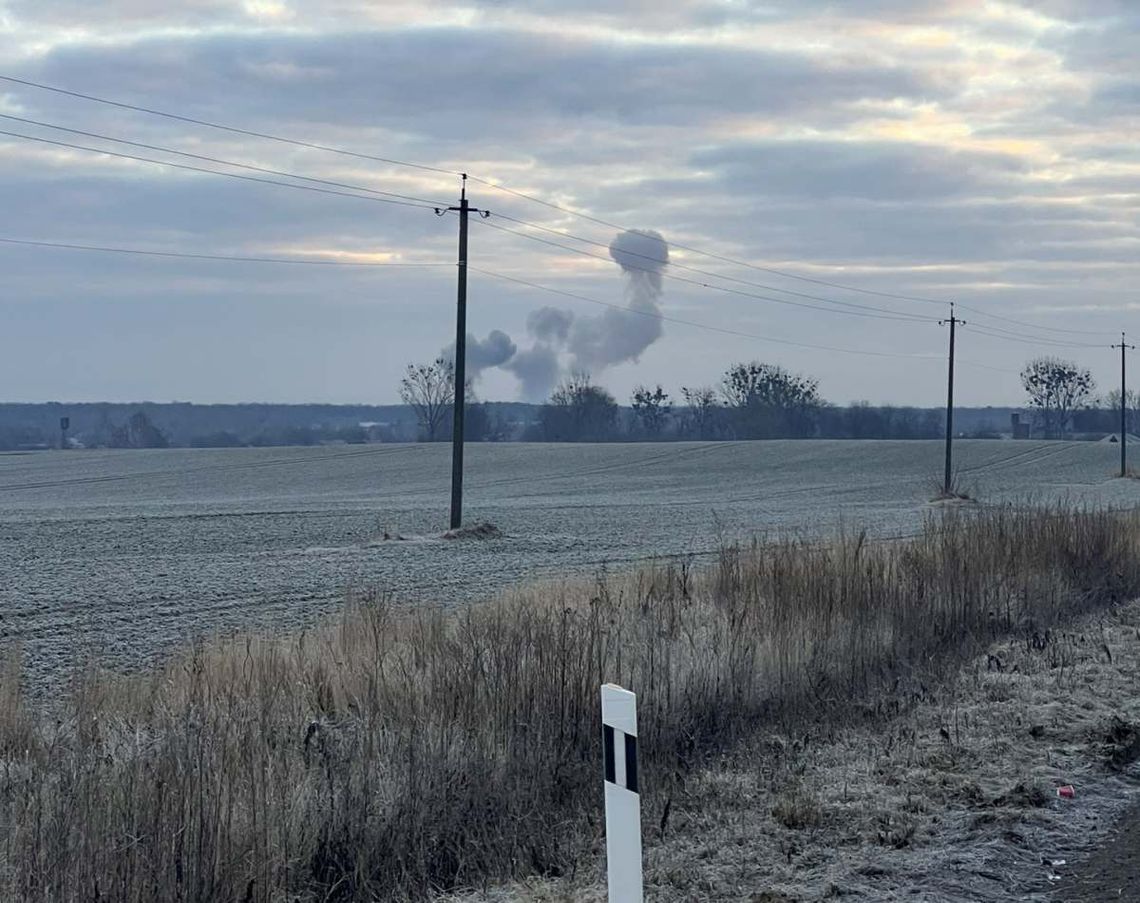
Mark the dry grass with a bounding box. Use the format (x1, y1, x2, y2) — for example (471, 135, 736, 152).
(2, 504, 1139, 902)
(445, 586, 1140, 902)
(928, 472, 975, 502)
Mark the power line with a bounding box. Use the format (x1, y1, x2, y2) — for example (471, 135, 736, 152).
(0, 234, 1037, 376)
(0, 128, 440, 210)
(1, 73, 1121, 343)
(955, 357, 1022, 376)
(956, 302, 1120, 339)
(0, 74, 1036, 320)
(470, 266, 946, 361)
(478, 182, 1127, 345)
(489, 211, 936, 321)
(963, 322, 1105, 349)
(467, 175, 950, 307)
(0, 112, 449, 208)
(0, 236, 452, 267)
(5, 100, 928, 322)
(0, 73, 460, 177)
(3, 65, 943, 310)
(475, 218, 935, 324)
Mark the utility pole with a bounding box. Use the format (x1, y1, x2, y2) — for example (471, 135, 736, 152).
(1112, 332, 1135, 478)
(940, 304, 965, 496)
(436, 175, 489, 530)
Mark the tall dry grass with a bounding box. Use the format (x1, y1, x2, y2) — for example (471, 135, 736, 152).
(2, 504, 1139, 901)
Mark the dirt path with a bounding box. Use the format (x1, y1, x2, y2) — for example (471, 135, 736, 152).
(1061, 802, 1140, 901)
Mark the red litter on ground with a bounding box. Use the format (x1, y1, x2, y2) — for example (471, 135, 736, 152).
(1057, 785, 1076, 799)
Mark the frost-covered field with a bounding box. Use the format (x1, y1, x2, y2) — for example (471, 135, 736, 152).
(2, 439, 1138, 682)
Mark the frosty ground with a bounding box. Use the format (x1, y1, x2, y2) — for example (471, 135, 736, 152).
(443, 598, 1140, 903)
(3, 460, 1140, 901)
(4, 439, 1140, 686)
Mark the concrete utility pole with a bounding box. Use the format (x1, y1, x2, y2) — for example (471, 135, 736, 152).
(940, 304, 965, 496)
(436, 175, 489, 530)
(1112, 333, 1135, 478)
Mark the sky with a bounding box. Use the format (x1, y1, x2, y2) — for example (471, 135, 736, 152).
(0, 0, 1136, 407)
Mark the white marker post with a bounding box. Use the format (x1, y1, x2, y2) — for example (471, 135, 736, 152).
(601, 683, 643, 903)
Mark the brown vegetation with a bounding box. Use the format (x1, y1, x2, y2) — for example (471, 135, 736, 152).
(2, 504, 1139, 901)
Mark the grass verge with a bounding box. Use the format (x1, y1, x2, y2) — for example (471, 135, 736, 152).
(2, 504, 1139, 901)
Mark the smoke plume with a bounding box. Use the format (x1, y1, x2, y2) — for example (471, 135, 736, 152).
(441, 329, 517, 378)
(446, 229, 669, 401)
(527, 307, 574, 344)
(503, 344, 561, 401)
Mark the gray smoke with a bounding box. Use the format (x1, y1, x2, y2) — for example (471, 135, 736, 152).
(448, 230, 669, 401)
(503, 344, 561, 402)
(441, 329, 517, 377)
(527, 307, 574, 344)
(607, 228, 669, 298)
(566, 229, 668, 372)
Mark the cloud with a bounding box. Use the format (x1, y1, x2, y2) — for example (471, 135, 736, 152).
(692, 140, 1030, 202)
(23, 27, 926, 143)
(0, 0, 1135, 406)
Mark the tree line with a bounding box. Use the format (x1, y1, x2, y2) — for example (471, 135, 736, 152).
(398, 357, 948, 442)
(398, 354, 1125, 443)
(0, 354, 1116, 450)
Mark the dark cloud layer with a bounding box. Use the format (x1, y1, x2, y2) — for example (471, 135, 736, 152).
(0, 1, 1135, 406)
(26, 27, 923, 140)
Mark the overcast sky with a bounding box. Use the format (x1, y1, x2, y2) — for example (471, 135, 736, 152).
(0, 0, 1136, 406)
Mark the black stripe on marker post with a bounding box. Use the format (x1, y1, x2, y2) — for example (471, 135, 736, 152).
(624, 734, 638, 793)
(603, 724, 616, 784)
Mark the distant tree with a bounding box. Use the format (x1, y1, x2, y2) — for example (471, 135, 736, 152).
(1103, 389, 1140, 436)
(920, 409, 944, 438)
(720, 362, 821, 438)
(899, 406, 943, 439)
(466, 402, 512, 442)
(399, 358, 455, 442)
(333, 426, 369, 444)
(539, 372, 618, 441)
(89, 406, 117, 448)
(816, 403, 942, 439)
(1020, 357, 1094, 439)
(631, 384, 672, 438)
(110, 411, 169, 449)
(844, 401, 886, 439)
(190, 431, 243, 448)
(680, 386, 721, 439)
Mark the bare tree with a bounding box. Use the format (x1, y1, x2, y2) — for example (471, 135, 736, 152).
(680, 385, 720, 439)
(720, 361, 821, 438)
(539, 372, 618, 441)
(631, 384, 672, 438)
(1021, 356, 1094, 439)
(1104, 389, 1140, 436)
(399, 358, 454, 441)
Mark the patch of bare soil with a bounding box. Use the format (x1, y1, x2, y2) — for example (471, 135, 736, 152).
(364, 523, 504, 545)
(1060, 801, 1140, 900)
(928, 495, 979, 508)
(441, 600, 1140, 903)
(441, 522, 503, 541)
